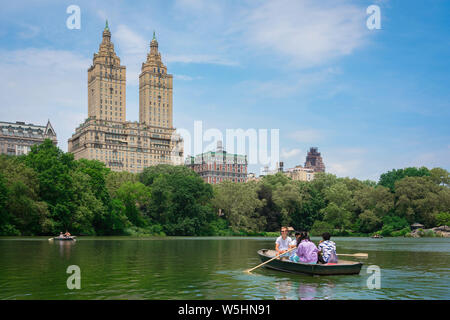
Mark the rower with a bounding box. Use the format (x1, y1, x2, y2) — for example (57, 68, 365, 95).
(275, 226, 292, 259)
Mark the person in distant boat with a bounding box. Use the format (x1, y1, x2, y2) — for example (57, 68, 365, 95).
(296, 232, 319, 264)
(64, 231, 71, 237)
(275, 226, 292, 258)
(317, 232, 338, 264)
(59, 232, 64, 239)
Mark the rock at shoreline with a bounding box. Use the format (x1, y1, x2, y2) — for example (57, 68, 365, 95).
(408, 225, 450, 238)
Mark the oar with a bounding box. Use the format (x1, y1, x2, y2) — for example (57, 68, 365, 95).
(245, 247, 297, 273)
(337, 253, 368, 258)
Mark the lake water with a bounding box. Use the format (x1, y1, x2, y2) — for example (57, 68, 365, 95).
(0, 236, 449, 300)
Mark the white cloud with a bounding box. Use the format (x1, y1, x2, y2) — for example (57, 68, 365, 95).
(281, 148, 302, 159)
(0, 48, 90, 152)
(234, 0, 367, 68)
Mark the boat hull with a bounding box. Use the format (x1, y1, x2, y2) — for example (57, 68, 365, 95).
(52, 236, 76, 241)
(257, 249, 362, 276)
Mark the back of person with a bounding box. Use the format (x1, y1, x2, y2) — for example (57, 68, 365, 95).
(318, 233, 338, 264)
(296, 233, 318, 264)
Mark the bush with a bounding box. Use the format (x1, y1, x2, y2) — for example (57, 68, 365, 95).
(435, 212, 450, 227)
(423, 229, 436, 237)
(380, 215, 410, 236)
(391, 226, 411, 237)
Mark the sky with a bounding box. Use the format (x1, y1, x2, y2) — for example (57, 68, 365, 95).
(0, 0, 449, 181)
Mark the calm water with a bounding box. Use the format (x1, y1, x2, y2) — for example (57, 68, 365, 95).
(0, 236, 449, 300)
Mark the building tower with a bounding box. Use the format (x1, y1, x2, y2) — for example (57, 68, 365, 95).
(304, 147, 325, 172)
(87, 20, 127, 122)
(139, 31, 173, 128)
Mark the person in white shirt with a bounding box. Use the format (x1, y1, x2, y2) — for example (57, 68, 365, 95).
(275, 226, 292, 258)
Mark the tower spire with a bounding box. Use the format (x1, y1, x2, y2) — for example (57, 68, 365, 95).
(105, 19, 109, 31)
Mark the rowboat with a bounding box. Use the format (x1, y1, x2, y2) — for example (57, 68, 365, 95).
(257, 249, 363, 276)
(51, 236, 76, 241)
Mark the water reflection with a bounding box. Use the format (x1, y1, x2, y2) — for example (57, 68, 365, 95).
(274, 279, 337, 300)
(274, 280, 293, 300)
(53, 240, 76, 260)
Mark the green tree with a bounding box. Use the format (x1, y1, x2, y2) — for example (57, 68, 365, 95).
(116, 181, 151, 227)
(272, 181, 302, 228)
(429, 167, 449, 187)
(212, 180, 265, 233)
(22, 139, 75, 233)
(141, 165, 215, 235)
(378, 167, 430, 192)
(394, 176, 448, 227)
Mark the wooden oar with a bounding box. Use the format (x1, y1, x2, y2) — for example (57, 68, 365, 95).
(245, 247, 297, 273)
(337, 253, 368, 258)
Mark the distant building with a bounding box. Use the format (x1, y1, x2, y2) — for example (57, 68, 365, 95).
(304, 147, 325, 172)
(68, 22, 183, 173)
(185, 141, 248, 184)
(247, 172, 260, 182)
(0, 120, 57, 156)
(284, 165, 315, 182)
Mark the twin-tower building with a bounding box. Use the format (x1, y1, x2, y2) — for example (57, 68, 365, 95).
(68, 21, 183, 173)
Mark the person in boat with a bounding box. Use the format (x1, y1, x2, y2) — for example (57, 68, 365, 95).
(58, 232, 64, 239)
(275, 226, 292, 258)
(288, 232, 302, 262)
(296, 232, 319, 264)
(317, 232, 338, 264)
(64, 230, 71, 237)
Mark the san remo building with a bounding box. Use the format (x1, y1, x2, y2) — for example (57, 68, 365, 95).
(68, 22, 183, 173)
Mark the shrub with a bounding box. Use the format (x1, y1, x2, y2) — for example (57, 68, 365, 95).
(435, 212, 450, 227)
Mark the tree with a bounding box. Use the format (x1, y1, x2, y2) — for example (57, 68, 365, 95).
(272, 181, 302, 229)
(22, 139, 75, 233)
(320, 202, 352, 231)
(212, 181, 265, 233)
(0, 155, 51, 235)
(429, 167, 449, 187)
(141, 165, 215, 235)
(116, 181, 151, 227)
(394, 176, 447, 227)
(378, 167, 430, 192)
(106, 171, 139, 198)
(256, 183, 281, 232)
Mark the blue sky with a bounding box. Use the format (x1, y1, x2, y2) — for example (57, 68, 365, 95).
(0, 0, 449, 181)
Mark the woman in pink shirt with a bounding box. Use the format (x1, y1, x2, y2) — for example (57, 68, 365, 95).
(296, 232, 319, 264)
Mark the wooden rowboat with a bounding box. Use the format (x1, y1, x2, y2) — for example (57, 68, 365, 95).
(51, 236, 76, 241)
(257, 249, 362, 276)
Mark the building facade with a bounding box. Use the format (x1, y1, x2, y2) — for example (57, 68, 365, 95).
(284, 165, 315, 181)
(304, 147, 325, 172)
(0, 120, 57, 156)
(185, 142, 248, 184)
(68, 22, 183, 173)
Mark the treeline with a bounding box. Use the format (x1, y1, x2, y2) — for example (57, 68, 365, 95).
(0, 139, 449, 236)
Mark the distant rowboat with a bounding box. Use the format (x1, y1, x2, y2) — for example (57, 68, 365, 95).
(257, 249, 362, 276)
(50, 236, 76, 241)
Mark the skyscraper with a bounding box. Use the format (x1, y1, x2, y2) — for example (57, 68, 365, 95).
(68, 22, 183, 173)
(139, 31, 173, 128)
(87, 20, 126, 123)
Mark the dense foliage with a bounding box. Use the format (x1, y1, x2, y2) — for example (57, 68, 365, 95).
(0, 139, 448, 236)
